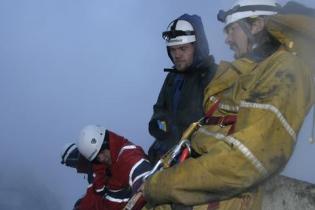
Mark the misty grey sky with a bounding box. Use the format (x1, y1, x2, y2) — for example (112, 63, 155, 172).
(0, 0, 315, 209)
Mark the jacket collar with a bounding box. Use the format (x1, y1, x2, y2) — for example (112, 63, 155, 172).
(205, 58, 258, 97)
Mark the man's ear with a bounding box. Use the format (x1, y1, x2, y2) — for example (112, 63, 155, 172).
(251, 17, 265, 35)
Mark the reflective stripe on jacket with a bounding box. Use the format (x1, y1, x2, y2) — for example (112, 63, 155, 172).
(143, 48, 314, 210)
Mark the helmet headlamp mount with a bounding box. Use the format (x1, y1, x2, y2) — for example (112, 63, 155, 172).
(162, 30, 195, 41)
(217, 4, 281, 24)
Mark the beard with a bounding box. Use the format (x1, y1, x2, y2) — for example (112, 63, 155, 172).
(174, 61, 189, 71)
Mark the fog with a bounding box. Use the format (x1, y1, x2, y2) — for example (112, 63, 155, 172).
(0, 0, 314, 209)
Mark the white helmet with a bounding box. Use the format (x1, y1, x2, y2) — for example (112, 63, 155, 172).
(162, 19, 196, 46)
(217, 0, 280, 26)
(76, 125, 106, 161)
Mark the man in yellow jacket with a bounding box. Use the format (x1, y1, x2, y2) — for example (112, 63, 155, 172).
(141, 0, 314, 209)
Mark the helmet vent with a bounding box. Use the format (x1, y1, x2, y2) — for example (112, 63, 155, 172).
(91, 138, 97, 144)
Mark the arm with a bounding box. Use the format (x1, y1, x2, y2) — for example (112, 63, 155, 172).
(91, 163, 108, 194)
(110, 147, 152, 192)
(61, 144, 93, 175)
(149, 74, 172, 140)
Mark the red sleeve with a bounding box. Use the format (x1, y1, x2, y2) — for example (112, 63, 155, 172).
(108, 147, 146, 190)
(91, 163, 108, 194)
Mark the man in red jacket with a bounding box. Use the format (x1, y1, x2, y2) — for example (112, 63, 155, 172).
(61, 125, 152, 210)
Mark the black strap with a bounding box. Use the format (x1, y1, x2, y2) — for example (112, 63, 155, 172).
(162, 30, 195, 41)
(162, 18, 195, 40)
(170, 19, 178, 31)
(232, 5, 280, 14)
(218, 4, 281, 22)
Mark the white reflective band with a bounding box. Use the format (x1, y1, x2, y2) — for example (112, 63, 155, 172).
(225, 135, 268, 177)
(117, 145, 137, 160)
(133, 171, 151, 185)
(129, 159, 149, 186)
(209, 96, 240, 112)
(240, 101, 296, 141)
(108, 188, 124, 192)
(199, 128, 268, 177)
(219, 103, 239, 112)
(104, 195, 129, 203)
(95, 186, 105, 193)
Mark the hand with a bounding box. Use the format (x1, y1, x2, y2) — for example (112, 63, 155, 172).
(92, 163, 107, 194)
(60, 143, 77, 165)
(157, 120, 167, 132)
(149, 119, 170, 139)
(73, 198, 81, 210)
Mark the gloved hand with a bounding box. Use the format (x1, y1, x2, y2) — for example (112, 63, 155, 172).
(72, 198, 81, 210)
(92, 163, 108, 195)
(148, 119, 170, 140)
(148, 140, 169, 164)
(157, 120, 167, 132)
(60, 143, 79, 167)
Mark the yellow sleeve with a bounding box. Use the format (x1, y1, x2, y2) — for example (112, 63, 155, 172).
(143, 52, 314, 206)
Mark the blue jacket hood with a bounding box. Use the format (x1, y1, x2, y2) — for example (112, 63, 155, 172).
(166, 14, 210, 71)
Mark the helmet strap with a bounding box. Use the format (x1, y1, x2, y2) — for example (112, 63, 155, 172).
(101, 130, 110, 150)
(91, 130, 110, 164)
(170, 19, 179, 31)
(238, 20, 256, 50)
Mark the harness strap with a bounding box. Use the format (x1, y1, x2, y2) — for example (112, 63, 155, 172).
(205, 98, 221, 117)
(204, 115, 237, 127)
(203, 98, 237, 209)
(205, 115, 237, 135)
(204, 99, 237, 135)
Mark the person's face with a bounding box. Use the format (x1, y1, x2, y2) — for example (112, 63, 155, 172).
(96, 149, 111, 166)
(225, 18, 265, 59)
(225, 22, 250, 59)
(169, 43, 195, 72)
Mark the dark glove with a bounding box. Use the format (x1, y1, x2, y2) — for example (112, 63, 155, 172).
(148, 119, 170, 140)
(72, 198, 81, 210)
(92, 163, 108, 195)
(60, 143, 80, 167)
(148, 140, 169, 164)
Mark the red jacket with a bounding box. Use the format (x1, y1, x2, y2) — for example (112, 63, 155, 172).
(77, 130, 151, 210)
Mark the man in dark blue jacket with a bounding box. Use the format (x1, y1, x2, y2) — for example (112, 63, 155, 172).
(148, 14, 217, 163)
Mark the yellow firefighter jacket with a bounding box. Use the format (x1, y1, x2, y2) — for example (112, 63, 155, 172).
(142, 47, 314, 210)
